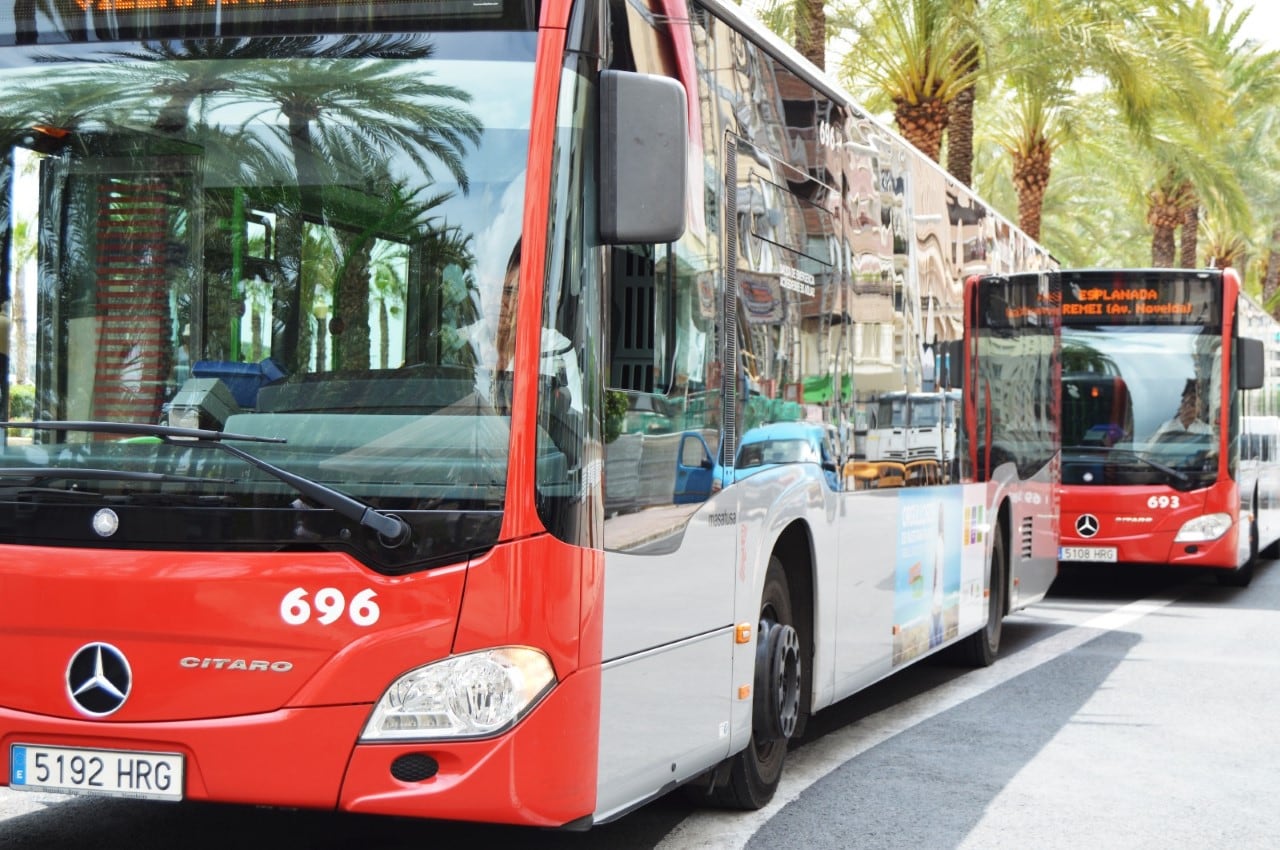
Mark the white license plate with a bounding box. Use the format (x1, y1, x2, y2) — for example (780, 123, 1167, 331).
(1059, 546, 1118, 562)
(10, 744, 183, 801)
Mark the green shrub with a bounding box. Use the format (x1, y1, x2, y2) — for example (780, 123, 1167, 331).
(7, 383, 34, 420)
(605, 390, 628, 443)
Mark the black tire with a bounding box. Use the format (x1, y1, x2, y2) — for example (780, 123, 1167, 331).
(704, 555, 802, 809)
(950, 518, 1005, 667)
(1216, 522, 1256, 587)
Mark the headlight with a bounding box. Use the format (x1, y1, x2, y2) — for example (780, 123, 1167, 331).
(1174, 512, 1232, 543)
(360, 647, 556, 741)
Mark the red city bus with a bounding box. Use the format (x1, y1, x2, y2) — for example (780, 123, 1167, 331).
(1057, 268, 1278, 586)
(0, 0, 1057, 828)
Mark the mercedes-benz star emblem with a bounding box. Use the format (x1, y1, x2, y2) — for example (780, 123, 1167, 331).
(1075, 514, 1100, 538)
(66, 642, 132, 717)
(91, 508, 119, 538)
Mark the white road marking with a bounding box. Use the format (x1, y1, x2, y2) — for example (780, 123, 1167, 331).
(0, 790, 67, 818)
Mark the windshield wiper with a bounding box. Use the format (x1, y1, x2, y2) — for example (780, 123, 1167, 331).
(0, 419, 284, 444)
(1063, 443, 1191, 487)
(0, 467, 230, 485)
(0, 420, 411, 547)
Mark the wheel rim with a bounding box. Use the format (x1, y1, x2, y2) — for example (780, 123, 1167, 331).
(754, 616, 802, 741)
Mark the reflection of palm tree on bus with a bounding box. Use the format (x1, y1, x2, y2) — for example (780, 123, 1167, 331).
(2, 35, 485, 383)
(205, 40, 483, 373)
(9, 217, 34, 388)
(369, 241, 409, 370)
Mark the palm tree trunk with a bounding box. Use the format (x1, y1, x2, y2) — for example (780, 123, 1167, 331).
(274, 202, 309, 373)
(1147, 173, 1191, 268)
(1180, 203, 1199, 268)
(946, 40, 980, 188)
(1151, 224, 1177, 267)
(251, 301, 263, 362)
(335, 230, 372, 371)
(947, 86, 976, 187)
(379, 299, 389, 369)
(894, 98, 949, 162)
(1012, 137, 1052, 241)
(795, 0, 826, 70)
(314, 314, 327, 372)
(1263, 224, 1280, 319)
(13, 264, 27, 385)
(279, 109, 323, 374)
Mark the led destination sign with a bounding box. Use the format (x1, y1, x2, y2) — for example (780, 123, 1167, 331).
(977, 273, 1059, 330)
(1060, 271, 1220, 329)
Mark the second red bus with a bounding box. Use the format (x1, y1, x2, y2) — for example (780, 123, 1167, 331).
(1056, 267, 1278, 585)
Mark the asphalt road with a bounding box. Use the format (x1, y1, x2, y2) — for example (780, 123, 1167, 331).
(3, 560, 1277, 849)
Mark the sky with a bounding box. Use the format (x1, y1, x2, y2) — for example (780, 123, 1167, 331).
(1231, 2, 1280, 49)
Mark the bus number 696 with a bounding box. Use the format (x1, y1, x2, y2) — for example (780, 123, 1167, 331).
(280, 587, 380, 626)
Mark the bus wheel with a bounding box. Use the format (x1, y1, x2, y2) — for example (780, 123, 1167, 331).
(709, 555, 801, 810)
(950, 519, 1005, 667)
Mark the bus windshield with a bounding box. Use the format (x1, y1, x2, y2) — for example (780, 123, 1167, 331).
(1062, 326, 1221, 487)
(0, 28, 537, 567)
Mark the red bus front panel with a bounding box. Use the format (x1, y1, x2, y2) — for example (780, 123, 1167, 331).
(1059, 483, 1240, 568)
(1059, 268, 1246, 572)
(0, 538, 601, 825)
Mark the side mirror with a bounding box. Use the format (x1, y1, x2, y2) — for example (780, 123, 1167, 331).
(599, 70, 688, 244)
(1239, 336, 1265, 391)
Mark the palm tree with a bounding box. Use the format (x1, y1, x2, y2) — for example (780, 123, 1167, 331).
(320, 179, 471, 371)
(966, 4, 1279, 276)
(976, 83, 1172, 268)
(98, 36, 482, 373)
(3, 38, 485, 375)
(977, 0, 1223, 243)
(1146, 169, 1197, 267)
(226, 39, 482, 373)
(302, 225, 344, 371)
(10, 217, 35, 386)
(1200, 212, 1249, 271)
(1184, 2, 1280, 287)
(368, 242, 409, 370)
(756, 0, 830, 71)
(946, 31, 980, 186)
(1262, 226, 1280, 314)
(796, 0, 828, 70)
(936, 0, 984, 187)
(1134, 2, 1257, 267)
(418, 226, 480, 369)
(1180, 202, 1200, 269)
(832, 0, 982, 162)
(983, 83, 1068, 242)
